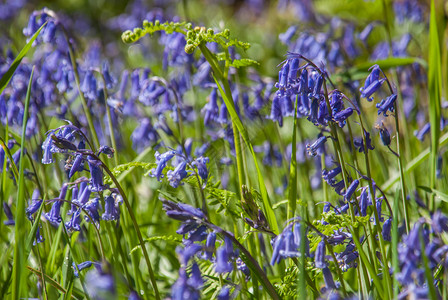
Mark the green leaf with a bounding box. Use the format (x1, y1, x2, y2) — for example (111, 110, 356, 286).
(428, 0, 442, 210)
(12, 67, 34, 299)
(0, 23, 46, 95)
(213, 76, 279, 234)
(229, 58, 259, 68)
(417, 186, 448, 203)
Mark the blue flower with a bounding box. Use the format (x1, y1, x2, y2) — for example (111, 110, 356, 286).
(65, 208, 82, 231)
(269, 94, 283, 127)
(306, 136, 327, 156)
(167, 161, 189, 188)
(84, 198, 101, 223)
(26, 190, 43, 221)
(3, 202, 15, 226)
(217, 286, 230, 300)
(376, 94, 397, 116)
(102, 194, 121, 221)
(81, 69, 98, 101)
(215, 244, 233, 274)
(87, 156, 104, 192)
(202, 88, 219, 126)
(382, 218, 392, 241)
(360, 79, 385, 101)
(344, 179, 359, 201)
(149, 150, 176, 181)
(193, 157, 209, 181)
(44, 196, 64, 227)
(69, 154, 84, 179)
(333, 107, 353, 128)
(377, 123, 391, 146)
(314, 239, 326, 268)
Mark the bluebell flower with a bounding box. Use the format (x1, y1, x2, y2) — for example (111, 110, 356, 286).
(344, 179, 359, 201)
(193, 157, 209, 181)
(26, 196, 43, 221)
(314, 239, 326, 268)
(3, 202, 15, 226)
(360, 79, 385, 101)
(65, 208, 82, 231)
(171, 268, 200, 300)
(359, 23, 375, 44)
(322, 166, 341, 185)
(215, 244, 233, 274)
(333, 107, 353, 128)
(167, 161, 189, 188)
(382, 218, 392, 242)
(354, 129, 375, 153)
(32, 225, 44, 246)
(72, 261, 98, 278)
(376, 94, 397, 116)
(76, 183, 91, 206)
(84, 198, 101, 224)
(202, 88, 219, 126)
(162, 200, 205, 222)
(87, 156, 103, 192)
(202, 231, 216, 261)
(102, 194, 121, 221)
(322, 267, 336, 290)
(42, 20, 57, 43)
(332, 180, 345, 196)
(69, 154, 84, 179)
(81, 69, 98, 101)
(358, 187, 369, 216)
(414, 122, 431, 142)
(131, 118, 159, 152)
(217, 286, 230, 300)
(279, 26, 297, 45)
(44, 184, 68, 226)
(149, 150, 176, 181)
(269, 95, 283, 127)
(217, 102, 228, 124)
(102, 62, 116, 89)
(187, 263, 203, 289)
(178, 244, 203, 266)
(85, 263, 116, 300)
(306, 136, 327, 156)
(377, 123, 391, 146)
(432, 211, 448, 234)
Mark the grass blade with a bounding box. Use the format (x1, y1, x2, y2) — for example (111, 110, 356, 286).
(428, 0, 442, 210)
(0, 23, 46, 95)
(214, 77, 279, 234)
(12, 67, 34, 299)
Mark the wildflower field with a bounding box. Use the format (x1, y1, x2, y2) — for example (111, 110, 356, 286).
(2, 0, 448, 299)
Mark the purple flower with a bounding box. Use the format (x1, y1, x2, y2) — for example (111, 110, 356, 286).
(378, 123, 391, 146)
(81, 69, 98, 101)
(217, 286, 230, 300)
(102, 195, 121, 221)
(84, 198, 101, 223)
(26, 192, 43, 221)
(163, 200, 205, 222)
(202, 88, 219, 126)
(376, 94, 397, 116)
(322, 166, 341, 185)
(45, 197, 63, 227)
(167, 161, 189, 188)
(344, 179, 359, 201)
(382, 218, 392, 241)
(87, 156, 104, 192)
(215, 244, 233, 274)
(69, 154, 84, 179)
(65, 208, 82, 231)
(314, 239, 326, 268)
(269, 94, 283, 127)
(361, 79, 385, 101)
(306, 136, 327, 156)
(333, 107, 353, 127)
(187, 263, 203, 289)
(149, 150, 176, 181)
(3, 202, 15, 226)
(193, 157, 209, 181)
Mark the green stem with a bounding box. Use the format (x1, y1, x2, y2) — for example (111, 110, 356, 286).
(98, 156, 160, 299)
